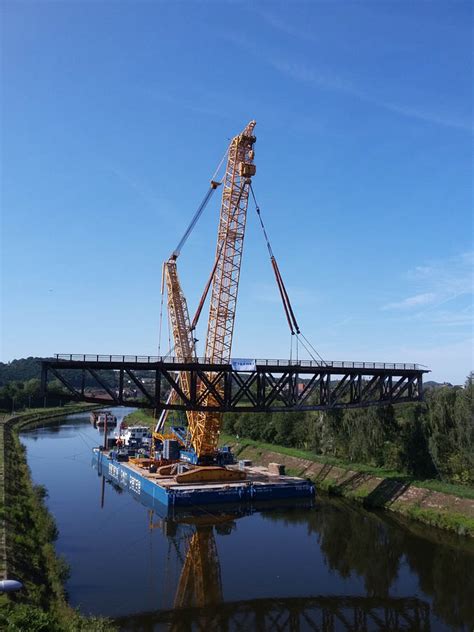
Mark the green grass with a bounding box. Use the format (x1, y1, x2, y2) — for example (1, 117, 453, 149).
(221, 434, 474, 502)
(123, 409, 183, 433)
(123, 409, 156, 428)
(410, 479, 474, 500)
(394, 505, 474, 537)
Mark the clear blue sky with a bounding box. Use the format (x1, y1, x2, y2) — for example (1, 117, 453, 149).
(1, 1, 472, 383)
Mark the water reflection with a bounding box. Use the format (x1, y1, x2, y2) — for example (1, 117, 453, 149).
(261, 503, 474, 630)
(106, 489, 474, 631)
(20, 411, 474, 631)
(116, 505, 432, 631)
(118, 594, 430, 631)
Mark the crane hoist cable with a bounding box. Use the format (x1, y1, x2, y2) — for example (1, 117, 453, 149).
(171, 181, 221, 260)
(249, 184, 299, 335)
(171, 146, 229, 260)
(158, 262, 166, 356)
(249, 183, 326, 366)
(157, 148, 229, 355)
(299, 331, 326, 365)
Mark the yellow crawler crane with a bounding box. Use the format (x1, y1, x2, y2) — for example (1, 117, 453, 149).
(162, 121, 256, 479)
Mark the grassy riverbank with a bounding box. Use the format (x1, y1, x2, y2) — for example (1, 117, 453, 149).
(122, 409, 156, 427)
(223, 434, 474, 537)
(0, 405, 115, 631)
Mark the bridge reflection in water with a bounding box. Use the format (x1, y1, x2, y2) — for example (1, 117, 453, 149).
(117, 591, 430, 631)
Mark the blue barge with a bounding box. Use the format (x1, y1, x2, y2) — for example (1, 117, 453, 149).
(92, 448, 315, 510)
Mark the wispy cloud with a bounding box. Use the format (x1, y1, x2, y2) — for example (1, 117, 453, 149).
(256, 8, 319, 44)
(383, 292, 436, 310)
(224, 32, 473, 133)
(270, 58, 360, 96)
(145, 89, 229, 120)
(425, 306, 473, 327)
(409, 251, 474, 295)
(382, 252, 473, 331)
(375, 101, 473, 132)
(106, 166, 158, 205)
(271, 57, 473, 132)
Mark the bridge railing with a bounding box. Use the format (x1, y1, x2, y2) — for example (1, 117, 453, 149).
(53, 354, 425, 372)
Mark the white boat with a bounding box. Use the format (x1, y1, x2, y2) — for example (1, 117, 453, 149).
(118, 425, 151, 447)
(95, 411, 117, 427)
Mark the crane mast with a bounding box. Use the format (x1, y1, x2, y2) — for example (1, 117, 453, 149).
(195, 121, 256, 459)
(205, 121, 256, 363)
(164, 121, 256, 463)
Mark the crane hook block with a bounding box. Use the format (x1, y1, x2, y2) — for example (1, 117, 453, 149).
(239, 163, 256, 178)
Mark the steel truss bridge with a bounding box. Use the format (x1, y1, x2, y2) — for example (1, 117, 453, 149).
(41, 355, 428, 413)
(115, 595, 431, 631)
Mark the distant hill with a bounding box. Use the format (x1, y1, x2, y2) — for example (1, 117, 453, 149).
(0, 357, 44, 386)
(424, 380, 455, 389)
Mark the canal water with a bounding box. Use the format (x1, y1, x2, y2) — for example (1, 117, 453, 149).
(20, 409, 474, 631)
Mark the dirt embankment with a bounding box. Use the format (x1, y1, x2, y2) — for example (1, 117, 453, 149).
(237, 444, 474, 537)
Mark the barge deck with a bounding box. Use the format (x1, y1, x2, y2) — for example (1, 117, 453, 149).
(93, 448, 315, 509)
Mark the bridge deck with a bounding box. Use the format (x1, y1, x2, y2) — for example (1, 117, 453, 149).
(41, 355, 428, 412)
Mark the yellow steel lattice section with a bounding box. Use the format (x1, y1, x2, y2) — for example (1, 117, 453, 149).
(164, 259, 198, 434)
(205, 120, 256, 364)
(194, 121, 257, 457)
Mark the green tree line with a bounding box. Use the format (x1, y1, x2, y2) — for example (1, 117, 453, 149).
(224, 375, 474, 486)
(0, 379, 74, 411)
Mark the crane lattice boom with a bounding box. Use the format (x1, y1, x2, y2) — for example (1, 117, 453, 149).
(164, 259, 199, 437)
(165, 121, 256, 460)
(205, 121, 256, 363)
(194, 121, 256, 458)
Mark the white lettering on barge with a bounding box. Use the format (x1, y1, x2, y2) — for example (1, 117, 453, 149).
(130, 476, 141, 494)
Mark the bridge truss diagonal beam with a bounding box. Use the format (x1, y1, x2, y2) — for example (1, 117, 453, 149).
(41, 358, 428, 414)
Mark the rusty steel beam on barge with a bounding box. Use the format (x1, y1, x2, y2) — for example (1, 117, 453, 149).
(41, 354, 429, 413)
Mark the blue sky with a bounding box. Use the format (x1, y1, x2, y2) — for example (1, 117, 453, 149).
(1, 1, 472, 383)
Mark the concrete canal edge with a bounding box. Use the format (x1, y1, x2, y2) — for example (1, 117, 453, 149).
(0, 405, 115, 630)
(231, 441, 474, 538)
